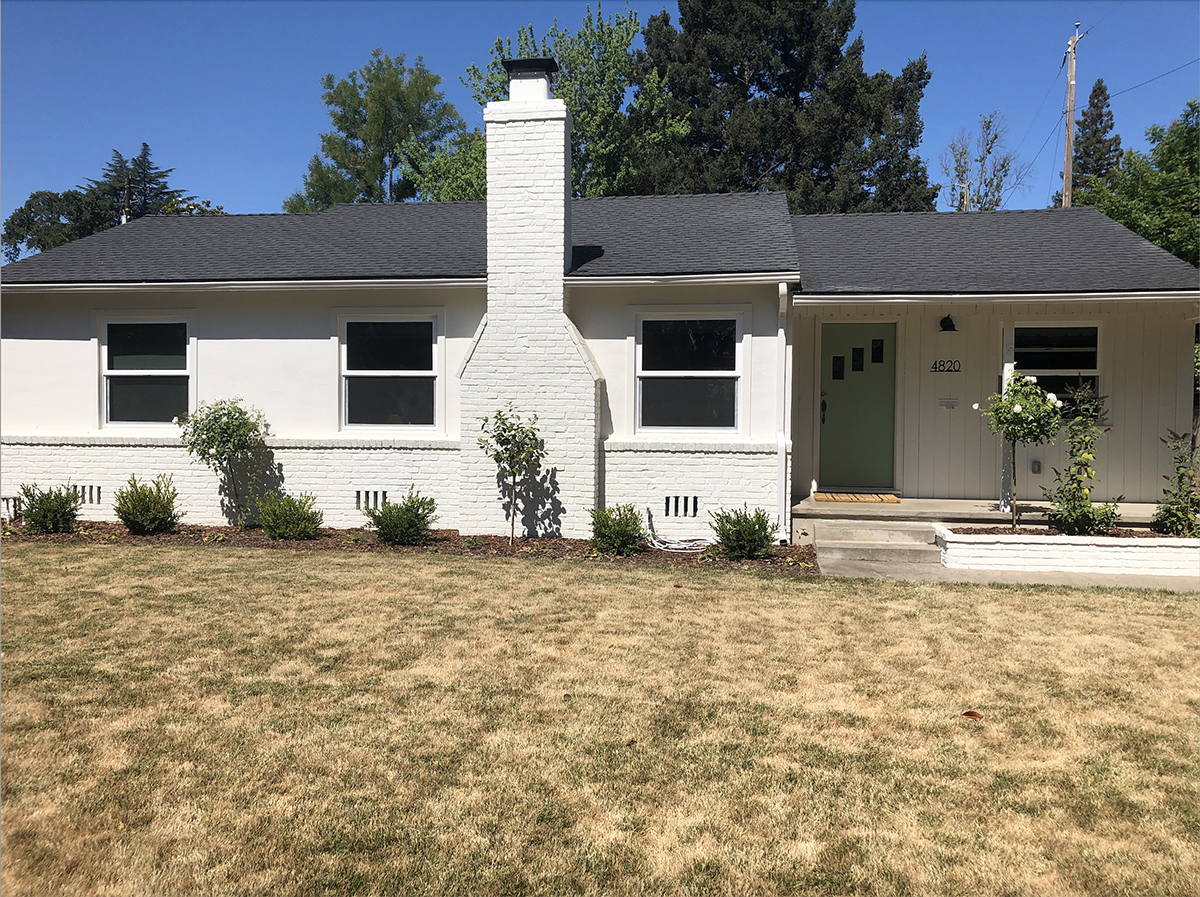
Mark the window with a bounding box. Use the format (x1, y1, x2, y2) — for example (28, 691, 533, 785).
(1014, 325, 1099, 399)
(638, 317, 739, 429)
(104, 322, 189, 423)
(342, 319, 436, 426)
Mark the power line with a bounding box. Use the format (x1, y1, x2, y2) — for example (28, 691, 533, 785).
(1014, 64, 1066, 155)
(1030, 111, 1066, 170)
(1110, 58, 1200, 99)
(1046, 113, 1064, 207)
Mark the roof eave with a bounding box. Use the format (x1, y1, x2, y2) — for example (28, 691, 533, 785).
(1, 277, 487, 293)
(567, 271, 802, 287)
(793, 289, 1200, 305)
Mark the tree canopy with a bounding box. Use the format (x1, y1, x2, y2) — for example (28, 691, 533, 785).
(456, 5, 684, 199)
(284, 49, 464, 212)
(940, 112, 1032, 211)
(1075, 98, 1199, 267)
(1074, 79, 1123, 183)
(2, 143, 202, 264)
(631, 0, 937, 213)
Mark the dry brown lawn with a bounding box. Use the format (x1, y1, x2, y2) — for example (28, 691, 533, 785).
(1, 542, 1196, 896)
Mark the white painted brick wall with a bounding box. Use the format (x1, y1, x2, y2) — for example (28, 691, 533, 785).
(459, 95, 601, 539)
(1, 437, 461, 529)
(603, 444, 785, 540)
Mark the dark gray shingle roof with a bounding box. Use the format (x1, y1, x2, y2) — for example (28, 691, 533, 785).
(569, 192, 800, 276)
(1, 202, 487, 283)
(791, 206, 1198, 294)
(1, 192, 798, 284)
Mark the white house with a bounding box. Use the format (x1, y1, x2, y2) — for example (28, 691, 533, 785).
(3, 59, 1197, 540)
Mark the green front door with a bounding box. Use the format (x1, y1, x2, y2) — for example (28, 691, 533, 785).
(819, 322, 896, 489)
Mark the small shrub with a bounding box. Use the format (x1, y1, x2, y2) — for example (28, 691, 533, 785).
(588, 504, 646, 555)
(364, 488, 438, 546)
(114, 474, 183, 535)
(709, 505, 777, 560)
(17, 483, 83, 534)
(1151, 429, 1200, 536)
(259, 492, 324, 540)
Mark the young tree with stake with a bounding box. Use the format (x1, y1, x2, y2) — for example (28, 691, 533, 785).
(479, 405, 545, 546)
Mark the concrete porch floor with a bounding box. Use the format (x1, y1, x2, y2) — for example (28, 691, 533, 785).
(791, 495, 1161, 526)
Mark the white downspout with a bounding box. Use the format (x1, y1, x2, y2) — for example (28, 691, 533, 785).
(776, 282, 791, 543)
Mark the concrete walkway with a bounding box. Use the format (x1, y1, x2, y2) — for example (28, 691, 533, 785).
(818, 557, 1199, 592)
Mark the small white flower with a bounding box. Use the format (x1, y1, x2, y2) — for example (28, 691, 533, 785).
(972, 402, 980, 410)
(1028, 376, 1037, 383)
(1055, 400, 1064, 408)
(1013, 404, 1023, 413)
(171, 416, 179, 425)
(1046, 393, 1057, 403)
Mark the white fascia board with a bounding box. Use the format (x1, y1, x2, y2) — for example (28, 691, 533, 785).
(567, 271, 802, 288)
(793, 290, 1199, 305)
(1, 278, 486, 294)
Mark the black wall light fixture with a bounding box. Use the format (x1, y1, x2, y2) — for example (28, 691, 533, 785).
(939, 315, 957, 332)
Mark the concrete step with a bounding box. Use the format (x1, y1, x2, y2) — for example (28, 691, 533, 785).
(817, 541, 943, 564)
(813, 520, 936, 545)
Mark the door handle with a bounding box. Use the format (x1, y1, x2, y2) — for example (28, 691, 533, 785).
(821, 399, 827, 424)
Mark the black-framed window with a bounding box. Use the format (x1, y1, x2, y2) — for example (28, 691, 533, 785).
(1014, 325, 1099, 401)
(638, 318, 738, 429)
(343, 320, 436, 426)
(105, 322, 189, 423)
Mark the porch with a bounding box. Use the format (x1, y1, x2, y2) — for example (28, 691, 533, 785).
(791, 495, 1162, 533)
(790, 496, 1196, 590)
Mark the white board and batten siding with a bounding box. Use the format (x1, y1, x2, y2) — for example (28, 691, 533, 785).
(792, 300, 1197, 504)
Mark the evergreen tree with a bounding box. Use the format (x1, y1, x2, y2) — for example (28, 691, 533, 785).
(3, 143, 199, 264)
(284, 50, 463, 212)
(1074, 78, 1122, 182)
(632, 0, 937, 213)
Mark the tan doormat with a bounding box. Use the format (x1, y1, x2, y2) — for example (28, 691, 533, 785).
(814, 492, 901, 503)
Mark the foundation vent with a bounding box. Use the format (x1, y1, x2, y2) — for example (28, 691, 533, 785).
(71, 485, 102, 505)
(355, 490, 388, 511)
(664, 495, 700, 518)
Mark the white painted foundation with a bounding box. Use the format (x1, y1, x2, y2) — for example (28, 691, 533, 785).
(933, 524, 1200, 576)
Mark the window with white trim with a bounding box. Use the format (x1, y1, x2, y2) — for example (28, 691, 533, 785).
(104, 322, 189, 423)
(342, 319, 437, 426)
(1014, 325, 1099, 399)
(637, 317, 740, 429)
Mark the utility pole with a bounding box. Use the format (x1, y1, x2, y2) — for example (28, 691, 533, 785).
(1062, 22, 1081, 208)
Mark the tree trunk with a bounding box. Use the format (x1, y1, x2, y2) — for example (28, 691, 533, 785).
(509, 474, 516, 546)
(1011, 438, 1018, 529)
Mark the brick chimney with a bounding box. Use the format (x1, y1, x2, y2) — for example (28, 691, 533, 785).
(457, 58, 602, 539)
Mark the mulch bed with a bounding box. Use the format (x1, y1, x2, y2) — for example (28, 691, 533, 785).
(950, 526, 1185, 539)
(2, 520, 821, 575)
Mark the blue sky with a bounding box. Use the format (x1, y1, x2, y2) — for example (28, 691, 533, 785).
(2, 0, 1197, 226)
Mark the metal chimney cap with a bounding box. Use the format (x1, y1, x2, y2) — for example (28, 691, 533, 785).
(501, 58, 560, 76)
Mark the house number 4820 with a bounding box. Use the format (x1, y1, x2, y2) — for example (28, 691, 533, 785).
(929, 359, 962, 373)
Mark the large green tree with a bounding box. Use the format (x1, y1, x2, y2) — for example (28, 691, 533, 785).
(632, 0, 937, 213)
(940, 111, 1032, 211)
(447, 4, 684, 200)
(284, 49, 464, 212)
(1074, 79, 1123, 183)
(1076, 98, 1199, 267)
(1053, 78, 1123, 206)
(2, 143, 197, 264)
